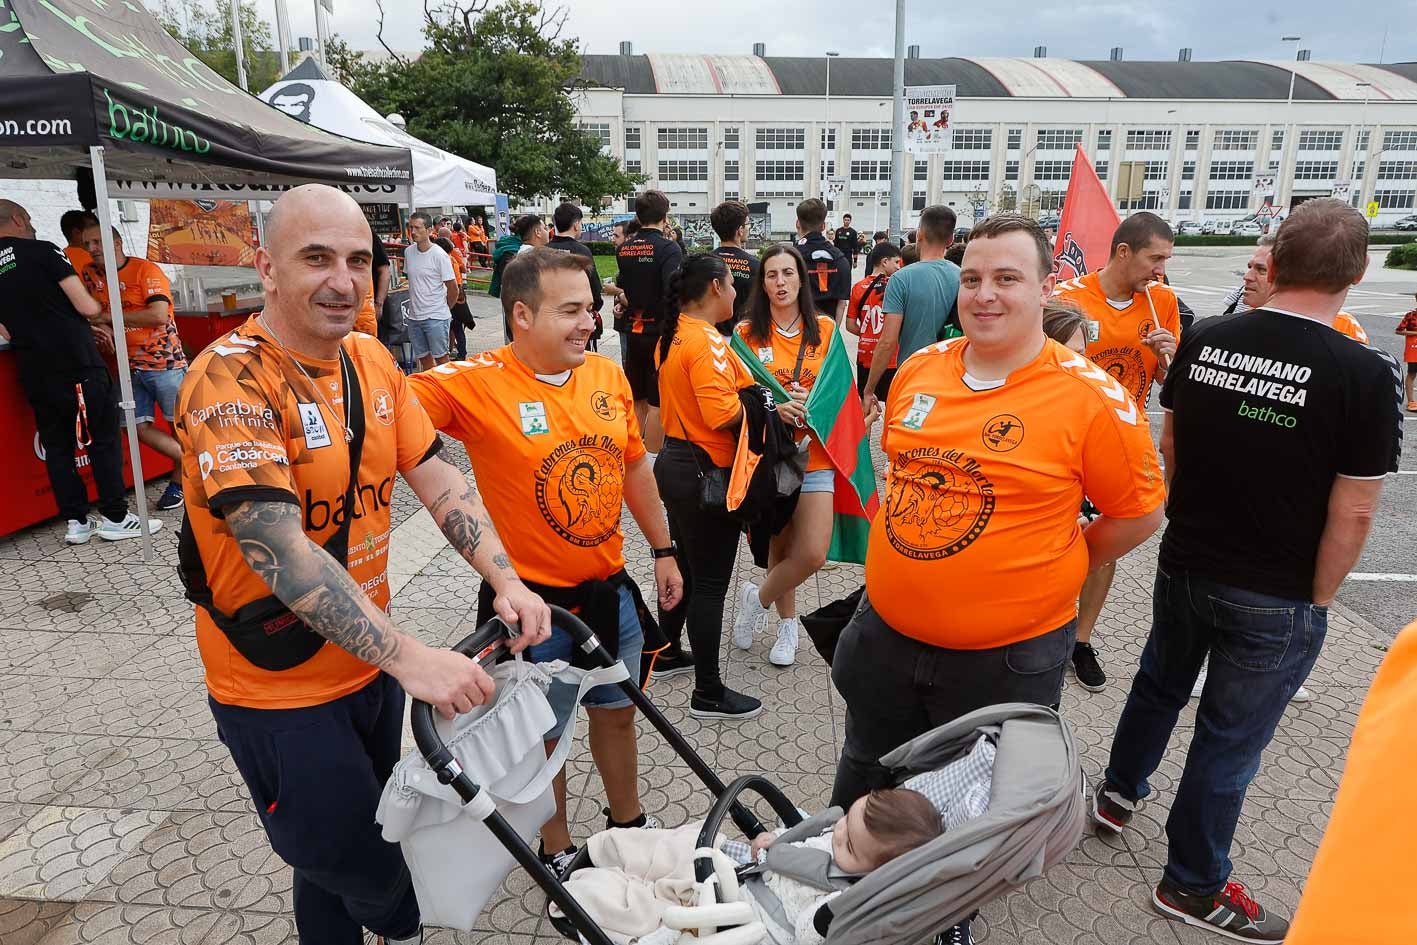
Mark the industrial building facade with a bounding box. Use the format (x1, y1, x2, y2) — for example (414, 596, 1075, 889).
(564, 50, 1417, 232)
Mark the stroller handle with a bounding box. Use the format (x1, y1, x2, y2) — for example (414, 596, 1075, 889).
(411, 605, 604, 801)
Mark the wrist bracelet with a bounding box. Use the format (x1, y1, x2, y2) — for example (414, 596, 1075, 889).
(651, 544, 678, 559)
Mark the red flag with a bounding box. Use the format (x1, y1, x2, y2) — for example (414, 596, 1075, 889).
(1054, 144, 1120, 281)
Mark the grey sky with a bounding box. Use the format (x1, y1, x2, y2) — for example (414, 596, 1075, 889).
(276, 0, 1415, 65)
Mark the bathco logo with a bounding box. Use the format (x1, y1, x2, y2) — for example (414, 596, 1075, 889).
(104, 89, 210, 155)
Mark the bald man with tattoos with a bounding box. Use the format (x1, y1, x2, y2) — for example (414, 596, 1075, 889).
(174, 185, 551, 945)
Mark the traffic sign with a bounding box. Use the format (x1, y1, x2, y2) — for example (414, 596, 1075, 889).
(1366, 201, 1380, 220)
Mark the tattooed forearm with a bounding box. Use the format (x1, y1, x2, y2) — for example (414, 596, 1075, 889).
(404, 456, 524, 587)
(492, 552, 512, 571)
(438, 507, 485, 566)
(225, 499, 405, 668)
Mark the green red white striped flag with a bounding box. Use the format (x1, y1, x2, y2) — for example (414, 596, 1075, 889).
(730, 329, 880, 563)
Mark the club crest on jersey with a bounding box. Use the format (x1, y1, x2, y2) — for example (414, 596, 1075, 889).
(982, 414, 1025, 452)
(1137, 318, 1155, 340)
(590, 390, 618, 421)
(519, 401, 549, 437)
(1054, 231, 1088, 281)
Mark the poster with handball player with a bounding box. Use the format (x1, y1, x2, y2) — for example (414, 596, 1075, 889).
(903, 85, 956, 152)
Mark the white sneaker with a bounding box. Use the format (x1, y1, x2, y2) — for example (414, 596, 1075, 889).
(1190, 665, 1207, 699)
(96, 511, 164, 541)
(64, 516, 96, 545)
(732, 581, 767, 650)
(769, 618, 800, 667)
(1291, 684, 1315, 703)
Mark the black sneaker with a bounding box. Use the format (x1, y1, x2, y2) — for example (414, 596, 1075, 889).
(935, 918, 974, 944)
(537, 841, 579, 878)
(1152, 876, 1289, 943)
(690, 686, 763, 720)
(1071, 642, 1107, 691)
(155, 480, 184, 511)
(1091, 779, 1136, 834)
(602, 807, 663, 830)
(652, 648, 696, 679)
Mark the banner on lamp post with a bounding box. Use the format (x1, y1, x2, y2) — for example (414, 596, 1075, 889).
(902, 85, 956, 153)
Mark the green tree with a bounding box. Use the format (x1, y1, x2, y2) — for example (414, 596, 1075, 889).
(158, 0, 282, 91)
(350, 0, 639, 202)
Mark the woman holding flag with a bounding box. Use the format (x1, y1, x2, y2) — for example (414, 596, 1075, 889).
(730, 245, 879, 668)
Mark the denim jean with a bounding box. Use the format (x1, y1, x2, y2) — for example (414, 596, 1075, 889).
(830, 592, 1076, 808)
(1105, 568, 1327, 895)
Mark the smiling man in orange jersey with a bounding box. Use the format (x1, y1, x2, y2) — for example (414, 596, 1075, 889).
(408, 247, 684, 877)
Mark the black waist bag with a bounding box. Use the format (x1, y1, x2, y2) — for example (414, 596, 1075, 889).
(177, 349, 365, 672)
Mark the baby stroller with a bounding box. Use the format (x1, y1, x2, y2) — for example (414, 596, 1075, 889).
(377, 607, 1085, 945)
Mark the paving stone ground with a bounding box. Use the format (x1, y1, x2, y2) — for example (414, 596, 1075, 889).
(0, 301, 1386, 944)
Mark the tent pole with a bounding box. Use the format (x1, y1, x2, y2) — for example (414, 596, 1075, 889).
(89, 147, 154, 562)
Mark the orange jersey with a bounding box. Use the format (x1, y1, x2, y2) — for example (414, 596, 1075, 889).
(1053, 272, 1181, 407)
(866, 337, 1166, 650)
(408, 347, 643, 587)
(82, 256, 186, 371)
(1331, 311, 1368, 345)
(1398, 310, 1417, 362)
(658, 319, 753, 467)
(736, 316, 837, 472)
(1287, 620, 1417, 945)
(64, 245, 92, 273)
(354, 284, 379, 336)
(175, 318, 440, 709)
(850, 274, 897, 369)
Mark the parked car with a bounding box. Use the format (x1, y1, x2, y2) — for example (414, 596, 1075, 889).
(1037, 214, 1060, 230)
(1394, 215, 1417, 231)
(1233, 221, 1263, 236)
(1177, 221, 1204, 235)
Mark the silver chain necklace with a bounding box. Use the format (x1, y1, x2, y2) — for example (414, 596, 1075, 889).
(257, 315, 354, 443)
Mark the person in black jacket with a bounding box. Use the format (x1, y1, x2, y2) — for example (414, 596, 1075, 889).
(616, 190, 683, 458)
(832, 213, 860, 270)
(548, 202, 605, 351)
(795, 198, 851, 324)
(709, 200, 759, 335)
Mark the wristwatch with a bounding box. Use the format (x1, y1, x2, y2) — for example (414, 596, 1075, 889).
(651, 544, 678, 559)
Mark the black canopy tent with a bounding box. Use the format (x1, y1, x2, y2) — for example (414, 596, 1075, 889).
(0, 0, 414, 558)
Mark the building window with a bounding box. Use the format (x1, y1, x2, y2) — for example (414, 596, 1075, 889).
(1041, 191, 1067, 211)
(1033, 160, 1072, 181)
(1182, 160, 1196, 180)
(1126, 129, 1172, 150)
(1208, 160, 1254, 181)
(1382, 131, 1417, 151)
(624, 126, 641, 151)
(941, 160, 990, 182)
(625, 160, 642, 175)
(1356, 130, 1370, 151)
(1145, 161, 1169, 180)
(724, 127, 740, 150)
(1095, 160, 1109, 179)
(850, 159, 892, 181)
(1205, 191, 1250, 210)
(657, 127, 709, 150)
(1005, 160, 1019, 181)
(756, 127, 805, 150)
(1297, 130, 1343, 151)
(756, 190, 804, 199)
(851, 128, 892, 151)
(1213, 130, 1259, 151)
(1178, 192, 1192, 210)
(1007, 128, 1023, 150)
(820, 160, 835, 180)
(952, 128, 992, 150)
(1354, 160, 1366, 180)
(820, 128, 836, 151)
(914, 160, 929, 181)
(1376, 189, 1417, 209)
(1271, 129, 1285, 151)
(1294, 160, 1340, 180)
(579, 122, 612, 151)
(1185, 129, 1200, 150)
(1268, 159, 1280, 174)
(1035, 128, 1083, 150)
(912, 192, 928, 211)
(1120, 194, 1162, 211)
(724, 160, 739, 181)
(1378, 160, 1417, 180)
(755, 160, 805, 181)
(658, 160, 708, 182)
(1097, 129, 1112, 151)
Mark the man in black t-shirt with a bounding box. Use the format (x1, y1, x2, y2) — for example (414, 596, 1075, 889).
(1096, 200, 1402, 944)
(615, 190, 682, 454)
(548, 202, 605, 350)
(794, 198, 851, 324)
(863, 231, 891, 276)
(709, 200, 759, 336)
(0, 200, 152, 544)
(832, 213, 860, 270)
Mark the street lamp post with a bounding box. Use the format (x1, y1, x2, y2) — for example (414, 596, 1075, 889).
(1354, 81, 1372, 208)
(824, 51, 839, 204)
(1280, 35, 1302, 207)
